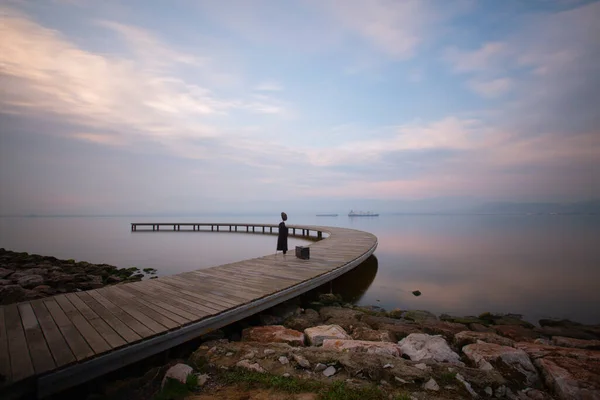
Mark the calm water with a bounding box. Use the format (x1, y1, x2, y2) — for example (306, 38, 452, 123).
(1, 214, 599, 324)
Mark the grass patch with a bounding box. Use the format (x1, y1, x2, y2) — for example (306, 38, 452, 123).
(218, 369, 397, 400)
(154, 374, 197, 400)
(438, 371, 457, 385)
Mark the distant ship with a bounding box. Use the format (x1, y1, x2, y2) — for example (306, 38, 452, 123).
(316, 213, 338, 217)
(348, 210, 379, 217)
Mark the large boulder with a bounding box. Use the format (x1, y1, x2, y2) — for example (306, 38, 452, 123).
(16, 274, 44, 289)
(304, 325, 351, 346)
(161, 363, 193, 388)
(0, 268, 14, 279)
(322, 339, 403, 357)
(318, 307, 366, 332)
(0, 285, 27, 304)
(241, 325, 305, 346)
(420, 321, 468, 341)
(495, 324, 540, 342)
(535, 325, 599, 341)
(351, 326, 395, 342)
(462, 342, 539, 386)
(404, 310, 438, 323)
(551, 336, 600, 350)
(284, 309, 322, 332)
(398, 333, 463, 365)
(454, 331, 515, 348)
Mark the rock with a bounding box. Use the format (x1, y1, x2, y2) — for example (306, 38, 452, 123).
(285, 309, 322, 332)
(412, 290, 421, 297)
(423, 378, 439, 391)
(414, 363, 427, 370)
(16, 274, 44, 289)
(383, 363, 393, 369)
(515, 342, 600, 399)
(379, 323, 422, 340)
(319, 307, 366, 332)
(263, 349, 276, 355)
(282, 373, 290, 378)
(225, 352, 233, 357)
(236, 360, 265, 373)
(323, 366, 336, 377)
(539, 319, 581, 328)
(260, 314, 284, 326)
(278, 356, 289, 365)
(32, 285, 55, 295)
(398, 333, 463, 365)
(314, 363, 327, 372)
(551, 336, 600, 350)
(106, 275, 122, 283)
(536, 356, 600, 399)
(470, 323, 496, 333)
(196, 373, 209, 386)
(161, 363, 193, 388)
(479, 313, 534, 329)
(495, 325, 540, 342)
(242, 325, 305, 346)
(304, 325, 351, 346)
(0, 285, 27, 305)
(351, 326, 395, 342)
(484, 386, 493, 396)
(322, 339, 403, 357)
(0, 268, 13, 279)
(455, 331, 515, 348)
(535, 325, 599, 340)
(242, 351, 255, 359)
(395, 377, 410, 384)
(318, 293, 343, 305)
(404, 310, 438, 323)
(420, 321, 468, 341)
(387, 309, 404, 319)
(0, 279, 12, 286)
(462, 342, 539, 386)
(292, 354, 310, 368)
(455, 373, 478, 398)
(495, 385, 507, 398)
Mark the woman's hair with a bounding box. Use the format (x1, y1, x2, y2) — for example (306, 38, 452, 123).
(281, 212, 288, 221)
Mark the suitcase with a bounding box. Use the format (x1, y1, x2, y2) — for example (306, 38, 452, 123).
(295, 246, 310, 260)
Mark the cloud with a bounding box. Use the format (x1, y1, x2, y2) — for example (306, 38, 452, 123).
(444, 42, 510, 73)
(468, 78, 513, 98)
(255, 81, 284, 92)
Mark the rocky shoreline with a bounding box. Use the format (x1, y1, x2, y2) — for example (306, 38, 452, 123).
(89, 294, 600, 400)
(0, 248, 156, 305)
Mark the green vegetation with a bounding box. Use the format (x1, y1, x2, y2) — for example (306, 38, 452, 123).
(438, 371, 457, 385)
(218, 369, 401, 400)
(143, 267, 157, 274)
(154, 374, 197, 400)
(67, 258, 75, 263)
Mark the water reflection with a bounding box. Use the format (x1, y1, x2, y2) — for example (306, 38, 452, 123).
(307, 255, 379, 303)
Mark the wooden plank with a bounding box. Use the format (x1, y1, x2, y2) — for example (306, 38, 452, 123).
(54, 295, 111, 355)
(65, 293, 126, 349)
(178, 272, 263, 299)
(165, 275, 255, 303)
(99, 287, 171, 333)
(30, 300, 76, 368)
(121, 284, 200, 321)
(140, 281, 225, 315)
(87, 290, 155, 338)
(0, 306, 12, 382)
(4, 304, 34, 382)
(141, 280, 227, 313)
(191, 271, 274, 293)
(17, 303, 55, 374)
(159, 276, 242, 307)
(43, 298, 95, 361)
(76, 292, 141, 343)
(107, 286, 182, 329)
(116, 285, 193, 324)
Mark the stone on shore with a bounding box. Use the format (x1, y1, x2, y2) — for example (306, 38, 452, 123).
(161, 363, 193, 388)
(322, 339, 403, 357)
(551, 336, 600, 350)
(462, 342, 539, 386)
(241, 326, 305, 346)
(16, 274, 44, 289)
(284, 309, 322, 332)
(398, 333, 463, 365)
(0, 285, 27, 304)
(454, 330, 515, 348)
(420, 321, 468, 341)
(0, 268, 13, 279)
(351, 326, 395, 342)
(404, 310, 438, 323)
(422, 377, 439, 391)
(304, 325, 351, 346)
(236, 359, 265, 373)
(319, 307, 366, 332)
(494, 324, 540, 342)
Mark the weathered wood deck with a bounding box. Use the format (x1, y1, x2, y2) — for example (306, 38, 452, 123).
(0, 223, 377, 399)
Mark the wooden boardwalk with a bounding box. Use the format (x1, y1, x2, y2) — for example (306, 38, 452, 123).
(0, 223, 377, 399)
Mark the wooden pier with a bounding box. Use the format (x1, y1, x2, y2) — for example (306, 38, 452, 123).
(0, 223, 377, 399)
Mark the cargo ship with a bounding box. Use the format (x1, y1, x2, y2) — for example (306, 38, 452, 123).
(348, 210, 379, 217)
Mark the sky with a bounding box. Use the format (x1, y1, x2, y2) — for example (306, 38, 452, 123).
(0, 0, 599, 215)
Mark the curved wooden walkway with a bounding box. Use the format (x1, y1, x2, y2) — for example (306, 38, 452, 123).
(0, 223, 377, 399)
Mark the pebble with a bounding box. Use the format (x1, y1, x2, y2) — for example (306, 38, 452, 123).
(315, 363, 327, 372)
(383, 363, 394, 369)
(283, 373, 290, 378)
(323, 366, 336, 377)
(414, 363, 428, 370)
(423, 378, 440, 391)
(279, 356, 289, 365)
(242, 351, 255, 359)
(263, 349, 276, 355)
(484, 386, 493, 396)
(196, 374, 209, 386)
(225, 352, 233, 357)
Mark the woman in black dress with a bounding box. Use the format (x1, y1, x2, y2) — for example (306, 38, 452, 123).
(277, 212, 288, 255)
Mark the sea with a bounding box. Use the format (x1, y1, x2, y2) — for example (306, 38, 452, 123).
(1, 214, 599, 325)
